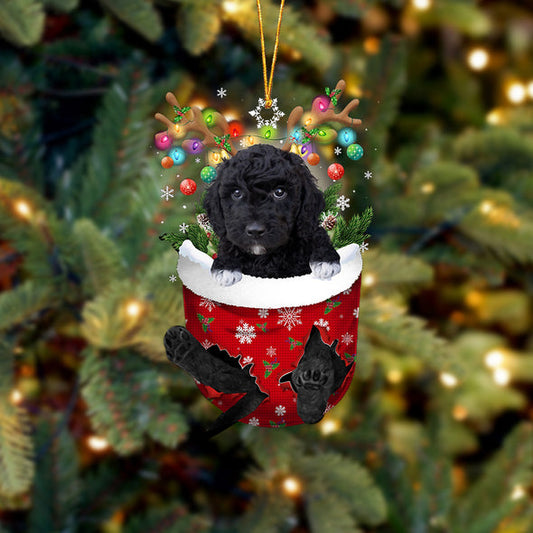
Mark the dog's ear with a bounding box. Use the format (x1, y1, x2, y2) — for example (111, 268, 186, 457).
(203, 178, 226, 238)
(295, 163, 325, 239)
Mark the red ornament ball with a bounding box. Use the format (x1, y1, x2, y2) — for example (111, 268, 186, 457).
(180, 179, 197, 195)
(307, 152, 320, 166)
(161, 156, 174, 169)
(327, 163, 344, 181)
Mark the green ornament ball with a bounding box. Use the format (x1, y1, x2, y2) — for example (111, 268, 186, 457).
(200, 166, 217, 183)
(347, 143, 364, 161)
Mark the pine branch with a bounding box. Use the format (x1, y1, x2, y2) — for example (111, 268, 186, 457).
(0, 0, 45, 47)
(332, 207, 373, 247)
(306, 494, 361, 533)
(123, 505, 210, 533)
(237, 492, 294, 533)
(98, 0, 163, 42)
(177, 1, 221, 55)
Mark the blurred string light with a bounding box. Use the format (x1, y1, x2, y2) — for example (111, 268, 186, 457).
(506, 82, 527, 104)
(486, 108, 504, 125)
(493, 367, 511, 387)
(485, 348, 505, 369)
(440, 372, 459, 388)
(452, 405, 468, 421)
(510, 484, 526, 501)
(363, 272, 376, 287)
(387, 369, 403, 384)
(124, 299, 144, 318)
(411, 0, 432, 10)
(528, 81, 533, 99)
(467, 48, 489, 71)
(87, 435, 110, 452)
(13, 199, 32, 220)
(10, 389, 23, 405)
(282, 476, 302, 496)
(320, 418, 340, 435)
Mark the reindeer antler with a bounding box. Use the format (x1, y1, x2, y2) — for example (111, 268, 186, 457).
(154, 92, 235, 155)
(281, 79, 361, 152)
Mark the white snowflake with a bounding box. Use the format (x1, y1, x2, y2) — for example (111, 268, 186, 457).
(258, 308, 269, 318)
(179, 222, 189, 233)
(199, 298, 217, 312)
(201, 339, 214, 350)
(217, 87, 227, 98)
(235, 322, 256, 344)
(249, 97, 285, 129)
(266, 346, 277, 357)
(336, 195, 350, 211)
(341, 332, 354, 345)
(248, 417, 260, 426)
(195, 157, 201, 163)
(334, 146, 342, 156)
(277, 307, 302, 331)
(324, 403, 334, 413)
(275, 405, 286, 416)
(342, 287, 352, 295)
(314, 318, 330, 331)
(360, 241, 369, 253)
(169, 274, 177, 283)
(364, 170, 373, 179)
(241, 355, 254, 366)
(160, 185, 174, 201)
(353, 307, 359, 318)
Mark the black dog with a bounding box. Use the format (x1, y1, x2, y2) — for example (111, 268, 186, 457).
(204, 144, 340, 286)
(279, 326, 353, 424)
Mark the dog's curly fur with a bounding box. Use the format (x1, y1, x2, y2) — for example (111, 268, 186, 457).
(204, 144, 340, 285)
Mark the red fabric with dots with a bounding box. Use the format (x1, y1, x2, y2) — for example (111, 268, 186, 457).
(182, 277, 361, 428)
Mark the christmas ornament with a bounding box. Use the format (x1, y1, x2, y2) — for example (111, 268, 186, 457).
(179, 179, 197, 195)
(307, 152, 320, 165)
(154, 131, 172, 150)
(328, 163, 344, 181)
(249, 98, 285, 129)
(169, 147, 186, 165)
(161, 156, 174, 169)
(229, 120, 244, 138)
(182, 138, 203, 154)
(202, 108, 216, 127)
(338, 127, 356, 147)
(200, 166, 217, 184)
(312, 95, 331, 113)
(347, 143, 364, 161)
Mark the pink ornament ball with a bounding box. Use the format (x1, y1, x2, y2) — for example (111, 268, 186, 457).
(180, 178, 197, 195)
(154, 131, 172, 150)
(327, 163, 344, 181)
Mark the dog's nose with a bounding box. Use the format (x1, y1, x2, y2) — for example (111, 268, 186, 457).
(246, 222, 266, 238)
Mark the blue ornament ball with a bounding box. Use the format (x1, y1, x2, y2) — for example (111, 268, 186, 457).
(200, 166, 217, 184)
(338, 128, 356, 147)
(168, 147, 186, 165)
(347, 143, 364, 161)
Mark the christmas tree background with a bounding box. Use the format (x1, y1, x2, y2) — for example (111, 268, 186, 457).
(1, 0, 533, 531)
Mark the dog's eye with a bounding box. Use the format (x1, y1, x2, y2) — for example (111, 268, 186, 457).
(272, 187, 287, 199)
(232, 189, 243, 200)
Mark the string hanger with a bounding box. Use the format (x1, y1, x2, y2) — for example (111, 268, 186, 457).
(256, 0, 286, 109)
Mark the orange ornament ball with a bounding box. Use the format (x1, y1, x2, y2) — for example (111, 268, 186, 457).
(307, 152, 320, 165)
(161, 156, 174, 169)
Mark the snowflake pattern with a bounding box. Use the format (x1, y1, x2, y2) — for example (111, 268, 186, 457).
(169, 274, 177, 283)
(258, 308, 269, 318)
(364, 170, 373, 179)
(336, 195, 350, 211)
(341, 332, 354, 345)
(275, 405, 286, 416)
(235, 322, 256, 344)
(334, 146, 342, 156)
(343, 287, 352, 295)
(195, 157, 201, 163)
(199, 298, 217, 312)
(241, 355, 254, 366)
(360, 241, 369, 253)
(217, 87, 227, 98)
(179, 223, 189, 233)
(353, 307, 360, 318)
(249, 98, 285, 129)
(201, 339, 214, 350)
(248, 417, 260, 426)
(277, 307, 303, 331)
(266, 346, 277, 357)
(314, 318, 330, 331)
(160, 186, 174, 201)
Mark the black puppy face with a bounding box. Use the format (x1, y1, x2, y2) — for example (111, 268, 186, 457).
(204, 144, 323, 256)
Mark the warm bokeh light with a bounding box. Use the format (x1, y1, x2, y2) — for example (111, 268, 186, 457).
(320, 419, 341, 435)
(13, 199, 32, 220)
(420, 182, 435, 194)
(486, 108, 503, 125)
(125, 299, 143, 318)
(440, 372, 459, 388)
(363, 273, 376, 287)
(510, 484, 526, 501)
(452, 405, 468, 421)
(507, 82, 526, 104)
(485, 349, 505, 369)
(10, 389, 23, 405)
(87, 435, 110, 452)
(282, 476, 302, 496)
(467, 48, 489, 71)
(479, 200, 494, 214)
(222, 0, 241, 15)
(387, 369, 403, 384)
(493, 367, 511, 386)
(412, 0, 432, 10)
(528, 81, 533, 99)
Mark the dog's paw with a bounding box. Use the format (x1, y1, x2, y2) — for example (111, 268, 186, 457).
(164, 325, 199, 365)
(310, 261, 341, 280)
(211, 268, 243, 286)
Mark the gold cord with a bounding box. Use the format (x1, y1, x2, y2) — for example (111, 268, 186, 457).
(256, 0, 285, 109)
